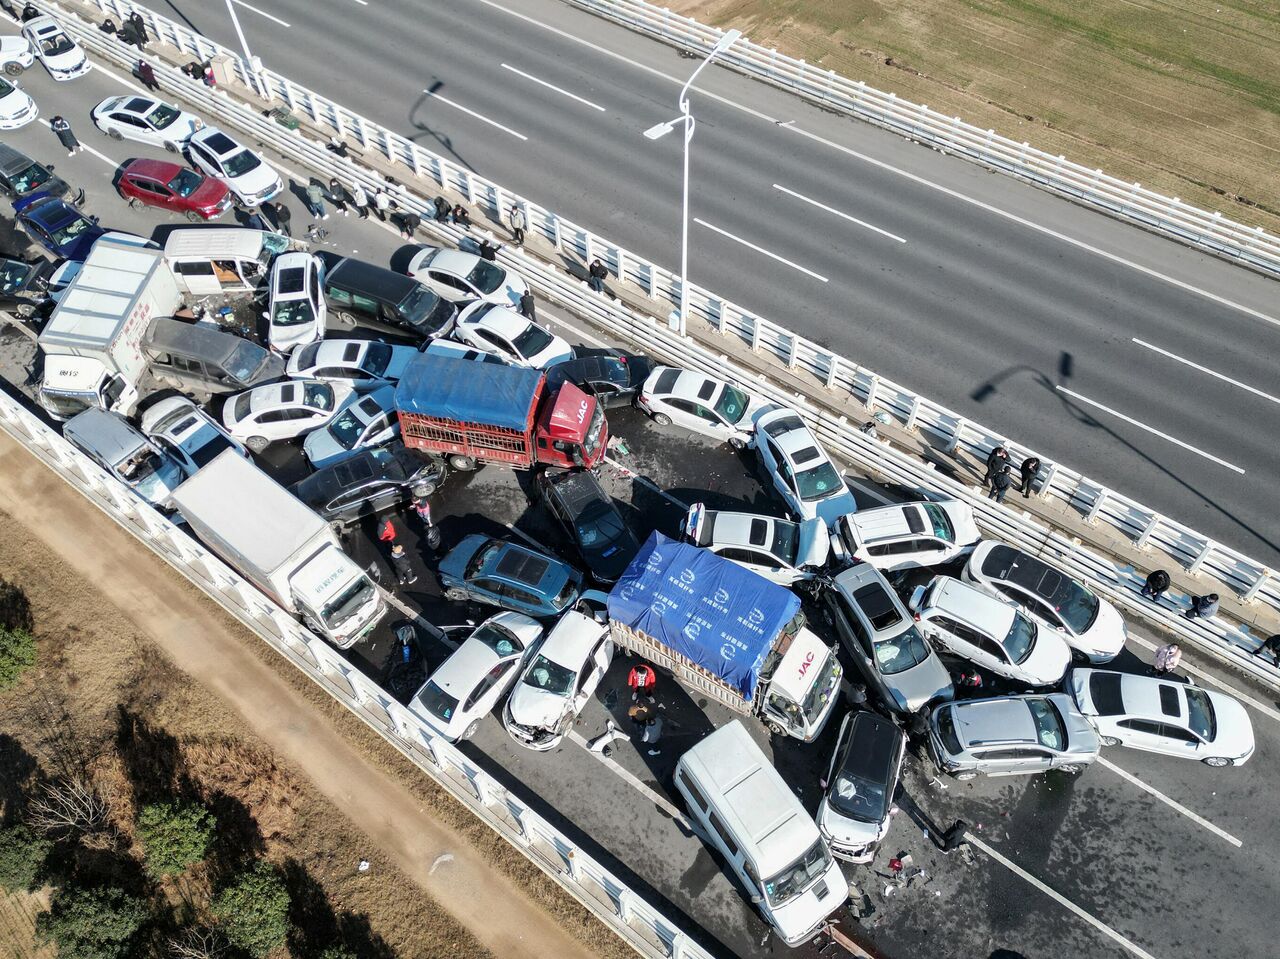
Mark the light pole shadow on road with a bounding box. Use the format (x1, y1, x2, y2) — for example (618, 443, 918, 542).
(406, 79, 476, 175)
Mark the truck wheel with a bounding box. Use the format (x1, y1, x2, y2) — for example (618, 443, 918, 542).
(650, 412, 671, 426)
(766, 721, 785, 737)
(246, 436, 269, 453)
(4, 62, 23, 77)
(448, 454, 477, 472)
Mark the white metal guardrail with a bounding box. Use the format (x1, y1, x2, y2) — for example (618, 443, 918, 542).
(22, 0, 1280, 678)
(567, 0, 1280, 280)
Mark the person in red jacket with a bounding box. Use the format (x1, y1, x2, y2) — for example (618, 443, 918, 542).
(628, 663, 656, 703)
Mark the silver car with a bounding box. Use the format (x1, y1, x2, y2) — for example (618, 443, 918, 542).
(302, 384, 400, 469)
(822, 563, 953, 715)
(927, 694, 1100, 780)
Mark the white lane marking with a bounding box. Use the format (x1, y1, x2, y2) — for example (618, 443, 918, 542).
(351, 0, 368, 5)
(1125, 634, 1280, 724)
(566, 730, 697, 831)
(1055, 386, 1246, 474)
(79, 143, 118, 168)
(967, 834, 1159, 959)
(231, 0, 290, 28)
(844, 473, 895, 505)
(772, 183, 906, 243)
(500, 63, 606, 112)
(422, 90, 528, 140)
(1131, 338, 1280, 407)
(1096, 756, 1243, 848)
(694, 219, 829, 282)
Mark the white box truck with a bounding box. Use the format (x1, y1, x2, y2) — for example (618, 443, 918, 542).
(36, 237, 181, 421)
(603, 533, 843, 742)
(170, 450, 386, 647)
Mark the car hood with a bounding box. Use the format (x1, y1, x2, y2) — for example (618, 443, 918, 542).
(769, 858, 846, 945)
(891, 652, 954, 713)
(1207, 692, 1255, 762)
(1017, 629, 1073, 686)
(41, 46, 86, 72)
(302, 426, 345, 467)
(269, 319, 319, 353)
(947, 506, 982, 549)
(812, 487, 858, 529)
(188, 176, 230, 207)
(229, 161, 279, 192)
(1075, 598, 1126, 660)
(795, 518, 830, 569)
(818, 800, 888, 849)
(134, 457, 185, 505)
(506, 683, 569, 731)
(0, 37, 32, 57)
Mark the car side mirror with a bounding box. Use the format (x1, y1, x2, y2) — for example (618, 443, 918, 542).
(750, 895, 763, 905)
(261, 311, 269, 320)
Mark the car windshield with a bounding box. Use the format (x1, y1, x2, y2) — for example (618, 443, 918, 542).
(553, 576, 577, 609)
(363, 342, 393, 376)
(415, 680, 459, 722)
(1004, 613, 1038, 664)
(146, 103, 181, 129)
(830, 765, 888, 823)
(166, 169, 204, 198)
(226, 341, 266, 380)
(464, 260, 504, 295)
(1054, 579, 1101, 634)
(580, 401, 605, 459)
(303, 381, 335, 410)
(232, 393, 252, 422)
(522, 654, 575, 696)
(771, 520, 799, 563)
(399, 285, 449, 332)
(0, 78, 13, 97)
(272, 299, 315, 327)
(10, 161, 50, 194)
(327, 407, 368, 449)
(763, 838, 831, 909)
(0, 259, 33, 292)
(49, 214, 93, 246)
(512, 323, 554, 358)
(118, 448, 163, 484)
(41, 35, 75, 56)
(1184, 687, 1216, 741)
(922, 503, 956, 541)
(874, 625, 932, 675)
(802, 653, 841, 724)
(321, 579, 376, 627)
(713, 383, 750, 424)
(472, 623, 525, 657)
(222, 148, 261, 178)
(576, 503, 626, 548)
(1027, 698, 1066, 750)
(796, 460, 844, 502)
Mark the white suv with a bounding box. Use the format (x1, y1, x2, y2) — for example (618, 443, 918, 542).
(832, 499, 980, 571)
(682, 503, 828, 585)
(187, 127, 282, 206)
(752, 409, 856, 528)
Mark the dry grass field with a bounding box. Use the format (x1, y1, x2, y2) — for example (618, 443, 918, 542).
(673, 0, 1280, 234)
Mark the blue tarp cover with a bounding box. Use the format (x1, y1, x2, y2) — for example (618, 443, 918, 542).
(607, 532, 799, 701)
(395, 353, 543, 431)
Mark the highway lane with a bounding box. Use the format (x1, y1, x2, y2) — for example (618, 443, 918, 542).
(122, 0, 1280, 566)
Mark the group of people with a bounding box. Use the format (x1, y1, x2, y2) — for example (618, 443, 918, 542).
(983, 446, 1041, 503)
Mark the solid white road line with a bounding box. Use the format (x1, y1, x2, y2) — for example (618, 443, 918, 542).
(566, 730, 697, 832)
(1125, 634, 1280, 725)
(1055, 386, 1246, 474)
(694, 219, 829, 282)
(500, 63, 606, 112)
(1131, 338, 1280, 407)
(1096, 756, 1243, 848)
(772, 183, 906, 243)
(844, 473, 895, 505)
(967, 834, 1160, 959)
(422, 90, 528, 140)
(230, 0, 290, 28)
(79, 143, 119, 168)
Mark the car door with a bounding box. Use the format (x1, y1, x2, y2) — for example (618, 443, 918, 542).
(474, 327, 518, 362)
(922, 614, 972, 661)
(978, 747, 1050, 776)
(1115, 718, 1168, 753)
(190, 141, 221, 178)
(463, 659, 518, 720)
(110, 111, 150, 143)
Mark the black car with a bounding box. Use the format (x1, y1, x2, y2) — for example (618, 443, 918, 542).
(0, 143, 78, 205)
(544, 349, 651, 409)
(0, 252, 58, 319)
(538, 468, 640, 584)
(289, 441, 446, 526)
(317, 252, 456, 342)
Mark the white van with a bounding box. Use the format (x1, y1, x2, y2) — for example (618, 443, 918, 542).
(673, 721, 846, 946)
(162, 228, 293, 295)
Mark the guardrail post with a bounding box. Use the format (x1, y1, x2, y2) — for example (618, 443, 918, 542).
(946, 417, 967, 455)
(1134, 512, 1162, 549)
(1242, 568, 1271, 604)
(787, 335, 799, 369)
(1084, 488, 1109, 525)
(825, 355, 839, 390)
(864, 374, 879, 411)
(904, 395, 922, 432)
(750, 316, 762, 353)
(1187, 540, 1215, 575)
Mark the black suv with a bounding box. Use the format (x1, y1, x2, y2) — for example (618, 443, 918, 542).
(289, 441, 446, 526)
(545, 349, 651, 409)
(317, 253, 456, 342)
(538, 469, 639, 584)
(0, 143, 79, 205)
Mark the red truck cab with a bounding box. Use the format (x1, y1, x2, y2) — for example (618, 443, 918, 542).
(536, 381, 608, 469)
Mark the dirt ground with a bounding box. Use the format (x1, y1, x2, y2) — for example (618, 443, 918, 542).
(672, 0, 1280, 236)
(0, 433, 626, 959)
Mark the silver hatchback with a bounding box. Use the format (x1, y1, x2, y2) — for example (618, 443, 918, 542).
(927, 693, 1099, 780)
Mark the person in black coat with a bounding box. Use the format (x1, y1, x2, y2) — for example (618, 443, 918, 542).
(989, 465, 1014, 503)
(1252, 634, 1280, 667)
(1141, 569, 1171, 601)
(477, 239, 498, 262)
(21, 3, 40, 22)
(1019, 456, 1041, 497)
(983, 445, 1009, 487)
(129, 12, 149, 46)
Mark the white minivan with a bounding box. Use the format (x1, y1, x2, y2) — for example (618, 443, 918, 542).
(674, 721, 846, 946)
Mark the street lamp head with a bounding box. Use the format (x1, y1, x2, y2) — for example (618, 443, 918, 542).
(712, 29, 742, 54)
(643, 121, 676, 140)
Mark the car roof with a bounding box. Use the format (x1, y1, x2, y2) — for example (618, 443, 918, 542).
(758, 410, 827, 465)
(64, 408, 149, 464)
(465, 302, 528, 336)
(488, 544, 554, 587)
(346, 386, 394, 421)
(292, 445, 403, 500)
(847, 502, 930, 543)
(951, 697, 1039, 746)
(664, 369, 722, 403)
(702, 510, 787, 551)
(539, 610, 606, 668)
(543, 468, 609, 514)
(431, 638, 501, 695)
(307, 339, 371, 368)
(1114, 672, 1185, 722)
(423, 248, 479, 276)
(838, 712, 902, 788)
(192, 128, 242, 156)
(119, 95, 158, 117)
(549, 354, 626, 386)
(123, 158, 184, 180)
(328, 257, 416, 299)
(978, 543, 1076, 607)
(26, 17, 61, 35)
(929, 577, 1016, 632)
(248, 379, 329, 410)
(0, 143, 37, 175)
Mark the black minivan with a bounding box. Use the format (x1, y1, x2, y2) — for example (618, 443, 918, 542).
(317, 253, 456, 342)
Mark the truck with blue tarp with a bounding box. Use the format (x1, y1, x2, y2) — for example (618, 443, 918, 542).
(394, 352, 609, 471)
(605, 532, 842, 741)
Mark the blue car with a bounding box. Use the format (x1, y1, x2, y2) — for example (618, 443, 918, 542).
(13, 192, 104, 261)
(439, 534, 583, 619)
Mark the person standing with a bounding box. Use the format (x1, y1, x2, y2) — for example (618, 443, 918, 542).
(129, 11, 150, 48)
(983, 445, 1009, 487)
(389, 543, 417, 586)
(988, 465, 1014, 503)
(327, 177, 349, 216)
(304, 181, 328, 220)
(1141, 569, 1171, 601)
(509, 203, 527, 245)
(1152, 643, 1182, 676)
(135, 60, 160, 92)
(1019, 456, 1041, 498)
(628, 663, 657, 703)
(50, 117, 82, 157)
(1251, 634, 1280, 667)
(399, 210, 421, 240)
(587, 258, 609, 294)
(350, 182, 370, 219)
(118, 16, 144, 52)
(1184, 593, 1220, 620)
(477, 238, 498, 262)
(269, 201, 292, 237)
(519, 290, 536, 322)
(239, 203, 269, 232)
(372, 188, 391, 222)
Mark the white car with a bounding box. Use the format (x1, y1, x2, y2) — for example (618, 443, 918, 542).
(140, 396, 248, 478)
(186, 127, 282, 207)
(817, 711, 905, 863)
(910, 576, 1071, 687)
(1070, 669, 1254, 767)
(265, 252, 326, 355)
(404, 246, 528, 308)
(752, 409, 857, 528)
(287, 339, 416, 390)
(453, 301, 572, 369)
(0, 75, 36, 130)
(302, 384, 399, 468)
(832, 499, 981, 571)
(408, 612, 544, 742)
(503, 609, 613, 751)
(91, 95, 202, 152)
(22, 17, 89, 81)
(222, 379, 354, 452)
(0, 35, 36, 77)
(636, 366, 772, 448)
(682, 502, 828, 585)
(963, 542, 1126, 663)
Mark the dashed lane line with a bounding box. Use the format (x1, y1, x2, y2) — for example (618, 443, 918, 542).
(1096, 757, 1243, 848)
(772, 183, 906, 243)
(695, 219, 829, 282)
(500, 63, 607, 112)
(422, 90, 528, 141)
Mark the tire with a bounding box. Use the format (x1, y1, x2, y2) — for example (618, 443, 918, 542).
(462, 720, 480, 741)
(1056, 763, 1084, 775)
(444, 588, 468, 602)
(766, 721, 785, 737)
(413, 478, 437, 496)
(729, 436, 746, 451)
(127, 197, 143, 210)
(3, 62, 23, 78)
(650, 412, 671, 426)
(163, 141, 178, 154)
(107, 128, 123, 141)
(1101, 736, 1122, 747)
(336, 310, 357, 328)
(246, 436, 269, 454)
(448, 454, 477, 472)
(1202, 756, 1233, 767)
(184, 210, 204, 223)
(953, 770, 978, 782)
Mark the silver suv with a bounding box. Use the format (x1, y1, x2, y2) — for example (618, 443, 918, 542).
(927, 693, 1099, 780)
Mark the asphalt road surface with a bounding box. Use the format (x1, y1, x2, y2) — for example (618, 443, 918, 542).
(3, 42, 1279, 959)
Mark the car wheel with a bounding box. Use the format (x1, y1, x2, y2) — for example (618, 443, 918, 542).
(462, 720, 481, 741)
(766, 721, 785, 737)
(1101, 736, 1122, 747)
(953, 770, 978, 781)
(246, 436, 269, 453)
(729, 436, 746, 451)
(107, 128, 123, 141)
(1056, 763, 1084, 775)
(1202, 756, 1233, 767)
(163, 141, 178, 154)
(184, 210, 204, 222)
(413, 478, 437, 496)
(448, 454, 477, 472)
(336, 310, 357, 328)
(444, 587, 468, 602)
(650, 411, 671, 426)
(127, 197, 143, 210)
(3, 62, 23, 77)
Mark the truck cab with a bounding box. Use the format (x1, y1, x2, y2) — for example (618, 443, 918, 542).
(533, 381, 608, 469)
(290, 553, 385, 648)
(759, 622, 842, 741)
(39, 354, 139, 421)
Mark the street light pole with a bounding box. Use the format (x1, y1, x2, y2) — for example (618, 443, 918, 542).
(223, 0, 262, 97)
(642, 29, 741, 337)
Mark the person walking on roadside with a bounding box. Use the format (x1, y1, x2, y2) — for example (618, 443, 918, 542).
(433, 196, 450, 222)
(389, 543, 417, 586)
(1251, 634, 1280, 667)
(1141, 569, 1171, 602)
(1152, 643, 1182, 676)
(50, 117, 82, 157)
(269, 201, 292, 237)
(350, 182, 370, 219)
(519, 290, 536, 322)
(509, 203, 527, 245)
(399, 210, 421, 240)
(1184, 593, 1220, 621)
(1019, 456, 1041, 498)
(983, 445, 1009, 487)
(327, 177, 349, 216)
(988, 465, 1014, 503)
(135, 60, 160, 92)
(372, 188, 391, 222)
(304, 181, 328, 220)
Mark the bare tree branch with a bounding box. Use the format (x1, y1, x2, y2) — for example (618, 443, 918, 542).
(168, 927, 230, 959)
(27, 774, 114, 844)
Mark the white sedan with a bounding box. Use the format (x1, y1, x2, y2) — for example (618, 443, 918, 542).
(302, 385, 399, 468)
(1070, 669, 1254, 766)
(503, 610, 613, 751)
(0, 75, 37, 130)
(753, 408, 857, 528)
(404, 246, 528, 308)
(221, 379, 354, 452)
(286, 339, 417, 390)
(636, 366, 773, 448)
(265, 252, 326, 355)
(453, 301, 572, 369)
(140, 396, 248, 478)
(22, 17, 89, 81)
(91, 95, 202, 152)
(1, 35, 36, 77)
(682, 503, 829, 585)
(408, 612, 543, 742)
(186, 127, 282, 207)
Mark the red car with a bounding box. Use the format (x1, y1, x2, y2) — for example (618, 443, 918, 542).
(116, 158, 232, 221)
